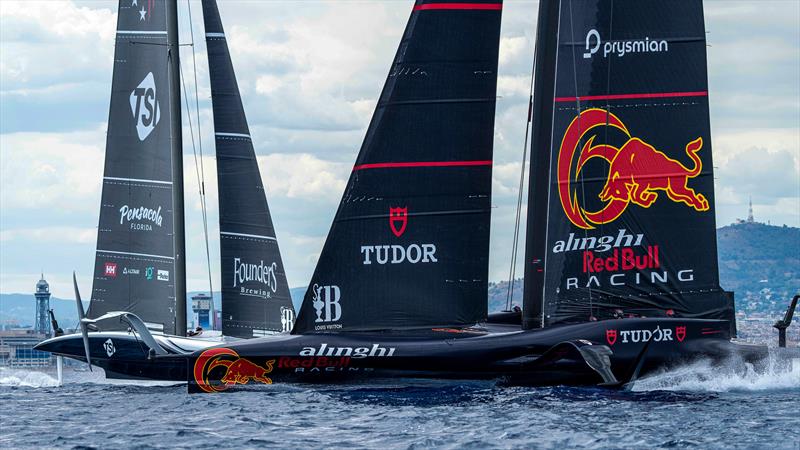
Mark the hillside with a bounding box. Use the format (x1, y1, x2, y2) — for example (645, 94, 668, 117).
(717, 222, 799, 314)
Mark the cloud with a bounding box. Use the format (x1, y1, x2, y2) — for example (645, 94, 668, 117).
(712, 128, 800, 226)
(0, 1, 116, 132)
(0, 0, 798, 295)
(0, 127, 105, 216)
(0, 227, 96, 244)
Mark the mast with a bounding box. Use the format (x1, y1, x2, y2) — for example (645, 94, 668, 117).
(167, 0, 186, 336)
(522, 0, 559, 330)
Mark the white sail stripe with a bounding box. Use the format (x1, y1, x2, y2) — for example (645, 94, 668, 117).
(97, 249, 175, 260)
(104, 176, 172, 185)
(215, 132, 251, 139)
(117, 30, 167, 35)
(220, 231, 276, 241)
(205, 32, 226, 38)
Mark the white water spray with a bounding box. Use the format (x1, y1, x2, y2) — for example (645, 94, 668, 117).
(632, 352, 800, 393)
(0, 367, 61, 388)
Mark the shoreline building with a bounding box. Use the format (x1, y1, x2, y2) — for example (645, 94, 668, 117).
(0, 276, 53, 367)
(34, 274, 51, 337)
(191, 293, 214, 330)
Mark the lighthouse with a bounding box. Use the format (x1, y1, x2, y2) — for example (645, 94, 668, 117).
(34, 274, 51, 337)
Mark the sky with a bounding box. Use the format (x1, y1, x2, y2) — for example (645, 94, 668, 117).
(0, 0, 798, 298)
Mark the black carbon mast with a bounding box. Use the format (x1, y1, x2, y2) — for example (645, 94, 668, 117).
(202, 0, 295, 337)
(168, 0, 186, 336)
(522, 0, 560, 330)
(293, 0, 503, 334)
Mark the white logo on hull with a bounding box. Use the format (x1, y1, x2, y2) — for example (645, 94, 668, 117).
(299, 343, 395, 359)
(104, 339, 116, 357)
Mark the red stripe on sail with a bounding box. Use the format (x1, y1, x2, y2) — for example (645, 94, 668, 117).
(554, 91, 708, 102)
(352, 160, 492, 171)
(414, 3, 503, 11)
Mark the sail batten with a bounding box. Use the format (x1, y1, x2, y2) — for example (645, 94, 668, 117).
(202, 0, 295, 337)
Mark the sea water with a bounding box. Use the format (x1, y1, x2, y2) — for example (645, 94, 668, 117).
(1, 355, 799, 449)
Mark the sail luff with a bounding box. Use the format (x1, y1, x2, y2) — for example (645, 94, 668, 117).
(202, 0, 295, 337)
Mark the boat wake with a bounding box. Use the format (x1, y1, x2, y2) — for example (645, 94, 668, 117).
(0, 367, 60, 388)
(632, 352, 800, 393)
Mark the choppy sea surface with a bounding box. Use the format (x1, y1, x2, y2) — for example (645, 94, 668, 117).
(1, 356, 799, 450)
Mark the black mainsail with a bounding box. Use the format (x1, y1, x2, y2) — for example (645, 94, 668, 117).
(293, 0, 503, 333)
(203, 0, 295, 338)
(522, 0, 733, 329)
(88, 0, 185, 335)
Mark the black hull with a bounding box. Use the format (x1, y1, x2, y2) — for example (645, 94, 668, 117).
(36, 318, 796, 390)
(35, 331, 201, 382)
(186, 318, 785, 393)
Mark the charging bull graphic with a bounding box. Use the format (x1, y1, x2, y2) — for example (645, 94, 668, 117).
(193, 347, 275, 393)
(558, 108, 709, 230)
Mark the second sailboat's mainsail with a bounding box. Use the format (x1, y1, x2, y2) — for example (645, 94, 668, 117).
(294, 0, 503, 333)
(523, 0, 733, 328)
(203, 0, 295, 338)
(88, 0, 180, 334)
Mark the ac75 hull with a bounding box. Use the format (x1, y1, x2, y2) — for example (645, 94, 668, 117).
(36, 318, 792, 391)
(187, 318, 779, 393)
(34, 331, 214, 381)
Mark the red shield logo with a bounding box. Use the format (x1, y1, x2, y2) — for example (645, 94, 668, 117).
(389, 207, 408, 237)
(104, 262, 117, 277)
(605, 329, 617, 345)
(676, 326, 686, 342)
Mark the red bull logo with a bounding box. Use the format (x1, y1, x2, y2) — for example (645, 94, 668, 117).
(193, 348, 275, 393)
(558, 108, 709, 230)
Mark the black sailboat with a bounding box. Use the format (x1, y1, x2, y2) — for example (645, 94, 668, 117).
(35, 0, 295, 380)
(187, 0, 797, 393)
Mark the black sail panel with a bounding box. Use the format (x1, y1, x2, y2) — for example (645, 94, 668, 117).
(87, 0, 177, 334)
(293, 0, 503, 334)
(524, 0, 731, 327)
(202, 0, 295, 338)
